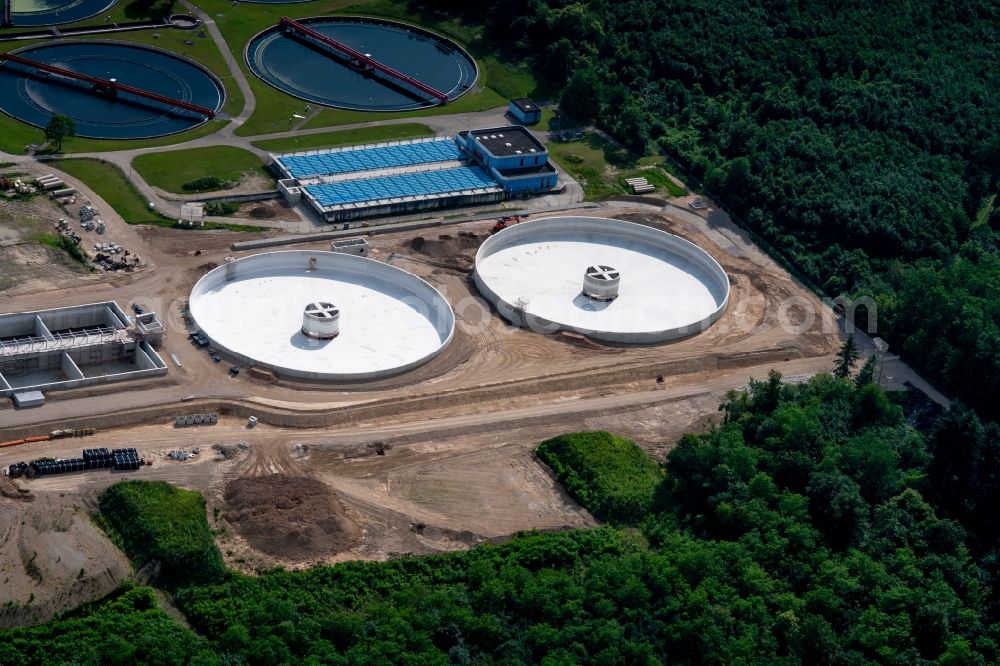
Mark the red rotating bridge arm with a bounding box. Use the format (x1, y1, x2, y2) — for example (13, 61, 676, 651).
(279, 16, 449, 106)
(0, 51, 216, 119)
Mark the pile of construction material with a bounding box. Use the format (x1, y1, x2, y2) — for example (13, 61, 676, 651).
(92, 243, 141, 272)
(8, 178, 36, 195)
(79, 204, 105, 233)
(35, 174, 64, 191)
(175, 413, 219, 427)
(50, 428, 97, 439)
(54, 219, 83, 245)
(167, 447, 200, 461)
(625, 177, 655, 194)
(7, 447, 143, 479)
(35, 174, 75, 199)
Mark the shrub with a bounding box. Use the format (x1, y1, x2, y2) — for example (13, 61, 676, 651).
(182, 176, 230, 193)
(203, 201, 240, 216)
(536, 431, 661, 523)
(98, 480, 225, 587)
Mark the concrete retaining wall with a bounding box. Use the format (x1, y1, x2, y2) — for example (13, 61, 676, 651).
(194, 191, 280, 205)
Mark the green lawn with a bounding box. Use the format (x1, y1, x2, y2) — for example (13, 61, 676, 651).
(54, 158, 170, 224)
(297, 86, 508, 131)
(548, 132, 687, 200)
(618, 167, 688, 197)
(132, 146, 270, 194)
(0, 117, 230, 157)
(250, 122, 434, 152)
(548, 135, 621, 200)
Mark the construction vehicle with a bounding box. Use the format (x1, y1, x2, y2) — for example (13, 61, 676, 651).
(491, 215, 525, 234)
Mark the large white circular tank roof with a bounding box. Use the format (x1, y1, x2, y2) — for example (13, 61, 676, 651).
(473, 216, 729, 343)
(189, 251, 454, 380)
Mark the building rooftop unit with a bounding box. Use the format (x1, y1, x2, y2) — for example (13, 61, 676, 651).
(466, 126, 546, 158)
(510, 97, 539, 114)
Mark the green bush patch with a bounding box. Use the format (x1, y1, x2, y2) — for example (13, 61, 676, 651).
(204, 201, 241, 217)
(536, 431, 661, 523)
(98, 480, 225, 588)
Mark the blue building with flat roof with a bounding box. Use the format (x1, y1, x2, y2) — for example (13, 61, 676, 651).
(456, 126, 557, 195)
(272, 127, 559, 223)
(508, 98, 541, 124)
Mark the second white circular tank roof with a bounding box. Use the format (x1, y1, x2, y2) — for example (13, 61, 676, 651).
(473, 216, 730, 343)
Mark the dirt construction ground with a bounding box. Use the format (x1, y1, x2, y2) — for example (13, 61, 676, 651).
(0, 192, 843, 626)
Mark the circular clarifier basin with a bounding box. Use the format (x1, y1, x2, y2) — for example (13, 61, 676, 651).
(189, 251, 455, 380)
(474, 217, 731, 344)
(246, 16, 478, 111)
(0, 41, 224, 140)
(9, 0, 117, 27)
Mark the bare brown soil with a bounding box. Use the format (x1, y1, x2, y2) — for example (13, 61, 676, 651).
(409, 231, 485, 258)
(0, 492, 131, 629)
(224, 475, 359, 562)
(236, 198, 301, 223)
(0, 193, 96, 294)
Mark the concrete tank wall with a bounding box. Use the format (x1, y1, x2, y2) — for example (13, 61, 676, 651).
(473, 216, 730, 344)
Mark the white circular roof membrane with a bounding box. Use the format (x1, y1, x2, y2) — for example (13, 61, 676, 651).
(189, 251, 454, 379)
(473, 217, 730, 343)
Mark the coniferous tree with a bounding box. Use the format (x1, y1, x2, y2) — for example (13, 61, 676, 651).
(834, 335, 860, 378)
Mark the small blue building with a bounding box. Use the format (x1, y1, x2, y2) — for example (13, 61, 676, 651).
(456, 126, 558, 195)
(508, 98, 542, 124)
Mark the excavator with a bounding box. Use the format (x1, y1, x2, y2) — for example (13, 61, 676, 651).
(491, 214, 525, 234)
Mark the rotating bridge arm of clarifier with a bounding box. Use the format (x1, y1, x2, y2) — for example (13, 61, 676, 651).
(0, 51, 216, 119)
(278, 16, 449, 105)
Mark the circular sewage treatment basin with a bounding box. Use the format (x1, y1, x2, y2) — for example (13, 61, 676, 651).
(473, 217, 731, 343)
(246, 16, 478, 111)
(189, 251, 455, 380)
(0, 41, 224, 140)
(9, 0, 117, 27)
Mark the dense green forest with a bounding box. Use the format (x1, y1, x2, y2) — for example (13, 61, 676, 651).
(433, 0, 1000, 416)
(4, 372, 998, 664)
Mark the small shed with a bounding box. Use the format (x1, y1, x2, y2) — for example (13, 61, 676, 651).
(508, 98, 541, 124)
